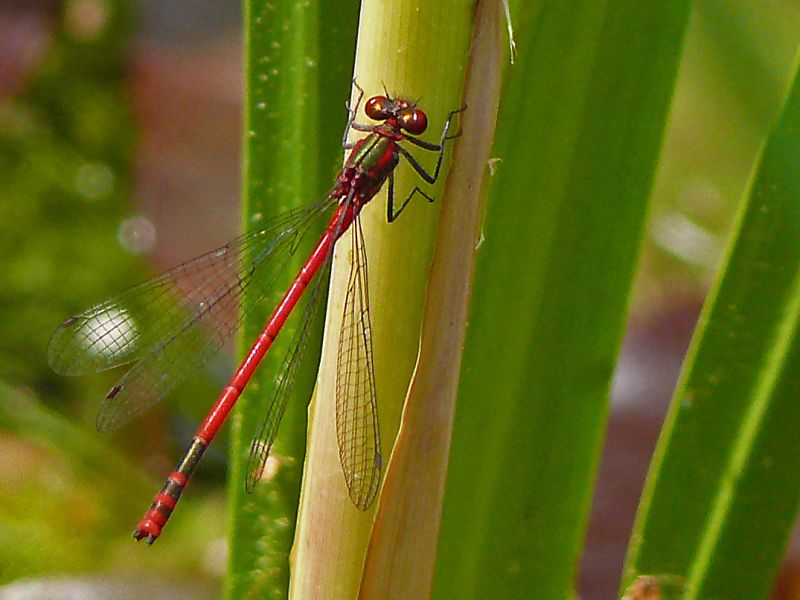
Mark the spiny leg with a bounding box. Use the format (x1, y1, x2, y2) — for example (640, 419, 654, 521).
(400, 104, 467, 184)
(387, 171, 434, 223)
(342, 79, 375, 149)
(342, 82, 365, 148)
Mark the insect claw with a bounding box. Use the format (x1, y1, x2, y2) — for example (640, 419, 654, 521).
(132, 527, 158, 546)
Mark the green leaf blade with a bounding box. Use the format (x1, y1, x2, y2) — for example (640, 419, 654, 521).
(226, 1, 357, 597)
(434, 2, 692, 598)
(624, 52, 800, 600)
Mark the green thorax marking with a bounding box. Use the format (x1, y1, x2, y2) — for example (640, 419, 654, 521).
(346, 132, 397, 182)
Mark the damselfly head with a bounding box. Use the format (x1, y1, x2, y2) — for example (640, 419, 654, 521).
(365, 95, 428, 136)
(398, 105, 427, 135)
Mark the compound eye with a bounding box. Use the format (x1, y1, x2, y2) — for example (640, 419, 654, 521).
(365, 96, 392, 120)
(400, 108, 427, 135)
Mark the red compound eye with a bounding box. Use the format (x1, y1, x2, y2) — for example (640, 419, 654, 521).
(400, 108, 427, 135)
(365, 96, 392, 120)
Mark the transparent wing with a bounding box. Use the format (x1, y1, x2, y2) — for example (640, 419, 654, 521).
(335, 215, 381, 510)
(244, 199, 355, 492)
(48, 197, 336, 431)
(244, 253, 333, 492)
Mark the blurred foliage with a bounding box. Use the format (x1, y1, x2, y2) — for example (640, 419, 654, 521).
(0, 1, 221, 591)
(0, 382, 154, 577)
(636, 0, 800, 307)
(0, 1, 138, 404)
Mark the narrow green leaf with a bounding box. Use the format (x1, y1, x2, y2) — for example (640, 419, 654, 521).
(434, 2, 691, 598)
(696, 1, 797, 134)
(226, 2, 357, 597)
(623, 51, 800, 600)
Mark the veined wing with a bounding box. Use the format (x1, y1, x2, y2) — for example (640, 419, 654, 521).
(335, 215, 381, 510)
(48, 197, 336, 431)
(244, 247, 333, 492)
(244, 197, 356, 492)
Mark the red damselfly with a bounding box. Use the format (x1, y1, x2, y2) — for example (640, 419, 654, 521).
(48, 83, 464, 544)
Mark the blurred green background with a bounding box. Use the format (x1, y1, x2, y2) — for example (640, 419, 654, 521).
(1, 1, 800, 598)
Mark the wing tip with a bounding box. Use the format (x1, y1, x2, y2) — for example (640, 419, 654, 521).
(47, 317, 80, 374)
(95, 384, 125, 432)
(347, 455, 382, 511)
(245, 438, 272, 493)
